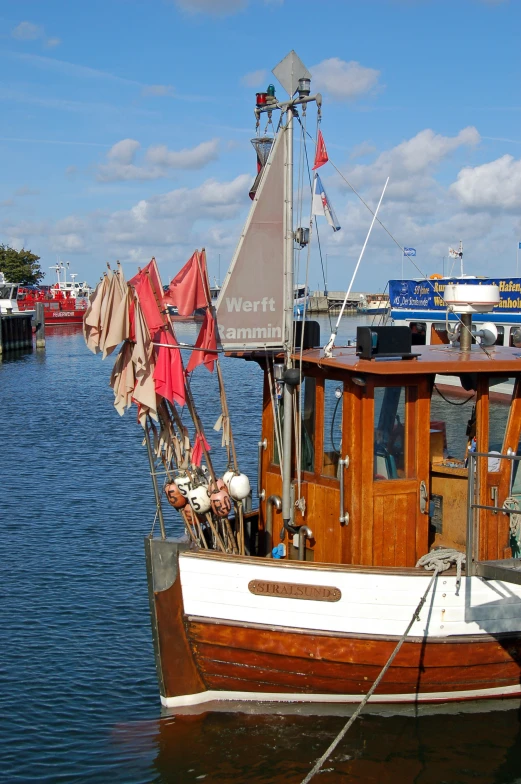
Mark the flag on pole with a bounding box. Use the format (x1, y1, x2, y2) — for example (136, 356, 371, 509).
(449, 247, 462, 259)
(312, 130, 329, 170)
(312, 174, 341, 231)
(518, 242, 521, 250)
(403, 247, 416, 257)
(162, 250, 207, 317)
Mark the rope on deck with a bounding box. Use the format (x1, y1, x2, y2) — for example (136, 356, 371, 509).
(300, 548, 465, 784)
(416, 547, 466, 595)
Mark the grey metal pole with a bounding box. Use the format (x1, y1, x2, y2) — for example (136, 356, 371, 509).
(282, 105, 294, 527)
(144, 420, 167, 539)
(459, 313, 472, 352)
(35, 302, 46, 349)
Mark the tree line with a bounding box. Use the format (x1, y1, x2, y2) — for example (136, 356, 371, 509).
(0, 245, 44, 285)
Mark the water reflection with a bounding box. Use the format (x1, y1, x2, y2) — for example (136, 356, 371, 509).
(2, 316, 521, 784)
(149, 702, 521, 783)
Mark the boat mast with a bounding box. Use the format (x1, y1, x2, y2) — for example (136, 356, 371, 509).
(282, 104, 294, 527)
(258, 51, 318, 529)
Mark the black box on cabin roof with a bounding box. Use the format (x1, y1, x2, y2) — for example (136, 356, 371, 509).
(294, 320, 320, 350)
(356, 326, 412, 360)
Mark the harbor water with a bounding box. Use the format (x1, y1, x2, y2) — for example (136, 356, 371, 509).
(2, 315, 521, 784)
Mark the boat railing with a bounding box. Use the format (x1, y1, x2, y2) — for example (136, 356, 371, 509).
(466, 449, 521, 584)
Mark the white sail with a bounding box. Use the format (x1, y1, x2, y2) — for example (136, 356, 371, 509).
(216, 130, 285, 351)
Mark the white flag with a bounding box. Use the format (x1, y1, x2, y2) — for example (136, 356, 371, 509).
(312, 174, 341, 232)
(448, 247, 462, 259)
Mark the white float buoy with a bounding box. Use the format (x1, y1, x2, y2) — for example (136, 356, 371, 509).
(188, 485, 211, 514)
(175, 472, 193, 498)
(229, 473, 251, 501)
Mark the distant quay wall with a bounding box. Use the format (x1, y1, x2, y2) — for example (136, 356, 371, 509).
(308, 291, 367, 313)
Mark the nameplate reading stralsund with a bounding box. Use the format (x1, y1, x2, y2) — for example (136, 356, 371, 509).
(248, 580, 341, 602)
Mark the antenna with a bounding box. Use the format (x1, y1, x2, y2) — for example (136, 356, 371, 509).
(324, 177, 390, 357)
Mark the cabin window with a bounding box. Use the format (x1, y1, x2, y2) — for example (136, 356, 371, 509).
(495, 327, 505, 346)
(489, 377, 516, 454)
(410, 322, 427, 345)
(430, 385, 476, 465)
(374, 386, 407, 480)
(323, 380, 343, 478)
(300, 377, 316, 473)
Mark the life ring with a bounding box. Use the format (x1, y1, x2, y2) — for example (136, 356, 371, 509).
(430, 273, 443, 279)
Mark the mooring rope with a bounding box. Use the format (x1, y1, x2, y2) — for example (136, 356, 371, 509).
(300, 548, 465, 783)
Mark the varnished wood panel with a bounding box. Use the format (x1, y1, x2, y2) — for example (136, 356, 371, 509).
(180, 618, 521, 699)
(154, 576, 206, 698)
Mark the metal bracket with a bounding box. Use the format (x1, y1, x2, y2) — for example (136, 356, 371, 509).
(339, 455, 350, 525)
(258, 438, 267, 501)
(419, 480, 428, 515)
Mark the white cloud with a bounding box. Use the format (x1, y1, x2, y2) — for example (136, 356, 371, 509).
(14, 185, 39, 196)
(146, 139, 219, 169)
(50, 233, 85, 252)
(12, 22, 44, 40)
(11, 21, 60, 48)
(107, 139, 141, 165)
(141, 84, 174, 97)
(342, 126, 481, 202)
(241, 69, 267, 88)
(97, 138, 219, 181)
(350, 141, 376, 160)
(451, 154, 521, 211)
(174, 0, 246, 14)
(310, 58, 380, 101)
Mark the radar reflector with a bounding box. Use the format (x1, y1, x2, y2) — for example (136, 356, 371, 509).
(272, 50, 311, 97)
(249, 136, 274, 200)
(251, 136, 274, 167)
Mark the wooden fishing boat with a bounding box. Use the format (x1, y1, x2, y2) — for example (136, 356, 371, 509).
(148, 54, 521, 710)
(87, 52, 521, 712)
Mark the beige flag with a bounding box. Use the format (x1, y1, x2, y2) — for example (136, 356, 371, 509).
(103, 285, 130, 359)
(84, 276, 108, 354)
(132, 301, 158, 426)
(109, 340, 135, 415)
(100, 270, 124, 358)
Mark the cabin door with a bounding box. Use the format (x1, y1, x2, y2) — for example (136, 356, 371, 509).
(360, 378, 430, 567)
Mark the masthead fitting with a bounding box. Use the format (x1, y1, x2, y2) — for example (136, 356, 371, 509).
(298, 77, 311, 97)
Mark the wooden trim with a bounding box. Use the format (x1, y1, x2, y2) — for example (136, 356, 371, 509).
(187, 613, 521, 645)
(315, 377, 325, 475)
(179, 549, 442, 575)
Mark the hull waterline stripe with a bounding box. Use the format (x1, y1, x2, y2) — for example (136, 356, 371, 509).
(160, 683, 521, 709)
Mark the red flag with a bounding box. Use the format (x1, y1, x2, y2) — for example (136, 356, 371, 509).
(129, 259, 164, 334)
(162, 251, 208, 317)
(186, 310, 217, 374)
(191, 432, 211, 467)
(312, 130, 329, 170)
(153, 329, 186, 407)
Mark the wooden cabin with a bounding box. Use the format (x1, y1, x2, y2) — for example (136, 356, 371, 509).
(259, 342, 521, 569)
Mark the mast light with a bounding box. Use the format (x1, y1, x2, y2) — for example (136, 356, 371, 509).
(298, 77, 311, 97)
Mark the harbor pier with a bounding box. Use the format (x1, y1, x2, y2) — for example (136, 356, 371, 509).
(0, 312, 34, 356)
(308, 290, 366, 313)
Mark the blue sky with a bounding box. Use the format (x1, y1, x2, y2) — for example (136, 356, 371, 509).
(0, 0, 520, 292)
